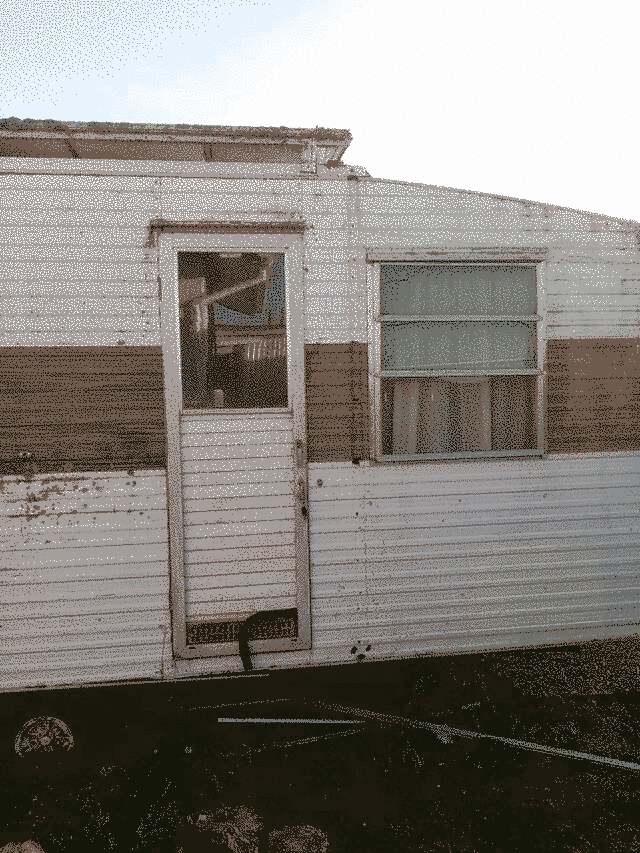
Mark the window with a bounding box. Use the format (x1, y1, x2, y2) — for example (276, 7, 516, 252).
(177, 251, 288, 410)
(375, 263, 542, 459)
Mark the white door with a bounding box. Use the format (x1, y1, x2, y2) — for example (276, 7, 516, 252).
(160, 231, 310, 660)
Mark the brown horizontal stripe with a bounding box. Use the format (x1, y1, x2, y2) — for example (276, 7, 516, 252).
(546, 338, 640, 453)
(0, 345, 167, 474)
(305, 342, 370, 462)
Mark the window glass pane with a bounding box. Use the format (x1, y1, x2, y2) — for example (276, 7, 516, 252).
(178, 251, 287, 409)
(382, 321, 536, 372)
(381, 375, 537, 455)
(380, 264, 536, 317)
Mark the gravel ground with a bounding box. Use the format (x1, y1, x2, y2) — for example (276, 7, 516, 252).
(0, 637, 638, 852)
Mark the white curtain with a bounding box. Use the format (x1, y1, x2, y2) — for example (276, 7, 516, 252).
(382, 376, 536, 454)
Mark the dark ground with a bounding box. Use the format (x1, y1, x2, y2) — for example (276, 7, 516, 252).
(1, 636, 639, 852)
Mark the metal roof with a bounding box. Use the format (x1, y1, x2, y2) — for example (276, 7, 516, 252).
(0, 119, 352, 164)
(0, 118, 350, 142)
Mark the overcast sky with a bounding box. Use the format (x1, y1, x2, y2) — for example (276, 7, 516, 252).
(2, 0, 638, 220)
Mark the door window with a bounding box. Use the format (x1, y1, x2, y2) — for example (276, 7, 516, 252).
(178, 251, 287, 409)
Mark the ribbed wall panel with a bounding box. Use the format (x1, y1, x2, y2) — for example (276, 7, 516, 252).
(358, 181, 640, 343)
(305, 454, 640, 662)
(181, 412, 298, 620)
(0, 174, 161, 347)
(0, 469, 169, 690)
(3, 170, 637, 347)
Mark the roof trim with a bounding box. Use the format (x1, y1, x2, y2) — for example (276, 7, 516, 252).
(0, 117, 351, 141)
(0, 118, 351, 148)
(0, 119, 352, 166)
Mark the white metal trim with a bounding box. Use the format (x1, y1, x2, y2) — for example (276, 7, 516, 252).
(379, 369, 539, 378)
(160, 241, 187, 653)
(381, 449, 545, 462)
(380, 315, 540, 323)
(366, 249, 549, 263)
(182, 407, 291, 417)
(159, 231, 311, 662)
(536, 262, 548, 453)
(367, 263, 382, 460)
(0, 157, 306, 180)
(162, 233, 302, 253)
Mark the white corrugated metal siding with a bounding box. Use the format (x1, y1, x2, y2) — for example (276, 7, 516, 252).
(181, 412, 298, 620)
(0, 174, 161, 347)
(0, 470, 169, 690)
(2, 169, 639, 348)
(305, 453, 640, 662)
(358, 180, 640, 342)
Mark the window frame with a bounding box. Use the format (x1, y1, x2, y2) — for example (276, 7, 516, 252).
(367, 254, 547, 462)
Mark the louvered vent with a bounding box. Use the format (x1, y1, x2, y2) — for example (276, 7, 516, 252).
(186, 609, 298, 646)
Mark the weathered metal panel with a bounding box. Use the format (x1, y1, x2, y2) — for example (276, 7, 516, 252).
(180, 411, 298, 621)
(0, 346, 166, 474)
(2, 167, 638, 347)
(303, 454, 640, 663)
(546, 338, 640, 451)
(305, 342, 370, 462)
(359, 180, 640, 343)
(0, 174, 161, 347)
(0, 469, 169, 691)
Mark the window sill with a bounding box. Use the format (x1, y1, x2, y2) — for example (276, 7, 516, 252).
(377, 449, 544, 463)
(181, 406, 292, 416)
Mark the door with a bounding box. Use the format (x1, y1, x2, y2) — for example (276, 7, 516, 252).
(160, 231, 310, 660)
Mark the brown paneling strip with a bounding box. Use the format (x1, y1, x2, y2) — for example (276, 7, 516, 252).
(546, 338, 640, 453)
(0, 346, 166, 474)
(305, 342, 370, 462)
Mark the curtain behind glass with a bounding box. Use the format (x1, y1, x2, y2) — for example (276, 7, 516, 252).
(381, 376, 536, 455)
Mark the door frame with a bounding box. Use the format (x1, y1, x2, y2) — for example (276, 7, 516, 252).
(159, 231, 311, 661)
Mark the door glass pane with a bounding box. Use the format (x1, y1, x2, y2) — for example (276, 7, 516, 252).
(381, 321, 536, 372)
(380, 264, 536, 317)
(177, 251, 288, 409)
(381, 375, 537, 454)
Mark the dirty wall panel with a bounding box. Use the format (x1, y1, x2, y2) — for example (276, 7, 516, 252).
(305, 342, 370, 462)
(0, 346, 167, 474)
(360, 180, 640, 341)
(301, 454, 640, 664)
(360, 181, 638, 254)
(0, 469, 170, 691)
(0, 173, 161, 347)
(546, 338, 640, 452)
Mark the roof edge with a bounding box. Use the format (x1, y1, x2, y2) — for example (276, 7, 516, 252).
(0, 118, 352, 145)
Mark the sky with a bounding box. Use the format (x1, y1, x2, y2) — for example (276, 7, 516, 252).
(2, 0, 639, 221)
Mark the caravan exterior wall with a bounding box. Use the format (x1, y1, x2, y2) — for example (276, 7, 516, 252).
(1, 140, 640, 691)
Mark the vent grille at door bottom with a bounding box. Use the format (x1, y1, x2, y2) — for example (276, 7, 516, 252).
(186, 609, 298, 646)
